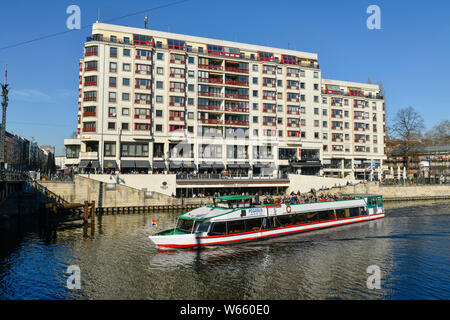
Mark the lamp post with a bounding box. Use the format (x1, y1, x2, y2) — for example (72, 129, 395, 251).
(0, 65, 9, 180)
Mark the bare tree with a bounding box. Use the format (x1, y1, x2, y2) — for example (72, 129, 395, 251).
(425, 120, 450, 144)
(390, 107, 425, 170)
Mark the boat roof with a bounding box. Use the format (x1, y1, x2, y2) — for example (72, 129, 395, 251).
(212, 195, 254, 201)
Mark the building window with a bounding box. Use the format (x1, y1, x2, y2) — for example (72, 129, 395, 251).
(123, 49, 130, 57)
(122, 78, 130, 86)
(156, 96, 163, 103)
(156, 110, 163, 117)
(157, 67, 164, 75)
(122, 93, 129, 101)
(121, 143, 149, 157)
(253, 103, 258, 110)
(253, 116, 258, 123)
(155, 124, 162, 132)
(188, 57, 194, 64)
(156, 81, 163, 89)
(123, 63, 131, 72)
(157, 52, 164, 60)
(122, 108, 129, 116)
(122, 123, 129, 131)
(314, 108, 319, 115)
(109, 62, 117, 73)
(253, 65, 258, 71)
(104, 142, 116, 156)
(108, 122, 116, 130)
(253, 90, 258, 97)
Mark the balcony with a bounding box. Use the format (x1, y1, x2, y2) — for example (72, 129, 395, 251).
(135, 55, 152, 61)
(83, 96, 97, 102)
(169, 73, 185, 78)
(199, 91, 223, 98)
(331, 114, 343, 118)
(262, 95, 276, 101)
(287, 123, 300, 127)
(199, 77, 223, 84)
(199, 64, 223, 71)
(85, 66, 97, 71)
(263, 121, 276, 126)
(85, 51, 98, 57)
(262, 69, 276, 75)
(331, 126, 343, 130)
(169, 102, 185, 107)
(135, 99, 151, 105)
(287, 85, 300, 90)
(134, 114, 151, 120)
(169, 116, 185, 121)
(199, 118, 223, 125)
(263, 82, 276, 88)
(82, 112, 96, 117)
(80, 151, 98, 160)
(354, 139, 366, 143)
(85, 81, 97, 86)
(170, 87, 186, 93)
(135, 84, 151, 90)
(225, 80, 248, 86)
(332, 137, 343, 142)
(263, 108, 276, 113)
(225, 66, 248, 74)
(136, 70, 152, 75)
(224, 106, 249, 113)
(225, 120, 249, 126)
(170, 58, 186, 64)
(287, 97, 300, 102)
(198, 105, 222, 111)
(82, 127, 96, 133)
(224, 93, 249, 100)
(287, 110, 300, 115)
(354, 127, 365, 132)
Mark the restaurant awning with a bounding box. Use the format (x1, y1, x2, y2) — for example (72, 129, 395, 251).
(253, 163, 271, 168)
(199, 162, 212, 169)
(78, 160, 90, 168)
(91, 161, 100, 169)
(227, 163, 240, 168)
(103, 160, 118, 169)
(212, 162, 224, 169)
(239, 163, 251, 169)
(153, 161, 166, 169)
(182, 162, 196, 169)
(135, 160, 150, 168)
(120, 160, 135, 168)
(169, 162, 183, 170)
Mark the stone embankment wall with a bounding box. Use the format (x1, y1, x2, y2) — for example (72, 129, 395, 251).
(41, 176, 212, 208)
(324, 182, 450, 201)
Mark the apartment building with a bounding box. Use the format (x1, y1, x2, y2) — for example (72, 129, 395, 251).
(64, 22, 386, 181)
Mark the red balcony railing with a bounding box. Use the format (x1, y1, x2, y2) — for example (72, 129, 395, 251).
(199, 91, 223, 98)
(85, 66, 97, 71)
(82, 112, 96, 117)
(135, 99, 151, 105)
(199, 78, 223, 84)
(198, 105, 222, 111)
(135, 55, 152, 60)
(225, 93, 248, 100)
(263, 121, 276, 126)
(224, 106, 249, 113)
(84, 81, 97, 86)
(169, 116, 185, 121)
(287, 97, 299, 102)
(225, 80, 249, 86)
(83, 97, 97, 102)
(135, 84, 151, 89)
(169, 102, 185, 107)
(225, 66, 248, 73)
(263, 95, 276, 100)
(225, 120, 249, 126)
(170, 87, 186, 93)
(199, 64, 223, 71)
(170, 59, 186, 64)
(85, 51, 98, 57)
(263, 108, 276, 113)
(169, 73, 185, 78)
(199, 118, 222, 125)
(82, 127, 96, 132)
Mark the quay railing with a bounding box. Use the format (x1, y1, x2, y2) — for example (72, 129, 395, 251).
(176, 172, 289, 181)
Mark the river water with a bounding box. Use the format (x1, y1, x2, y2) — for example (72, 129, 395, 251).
(0, 200, 448, 300)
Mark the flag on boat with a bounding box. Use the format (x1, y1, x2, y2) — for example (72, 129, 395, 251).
(151, 220, 157, 227)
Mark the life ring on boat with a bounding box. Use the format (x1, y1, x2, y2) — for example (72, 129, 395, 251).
(286, 205, 292, 213)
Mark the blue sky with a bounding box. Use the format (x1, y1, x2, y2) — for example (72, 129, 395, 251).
(0, 0, 449, 155)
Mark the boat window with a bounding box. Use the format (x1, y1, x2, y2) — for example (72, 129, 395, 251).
(376, 197, 383, 207)
(277, 214, 294, 227)
(307, 212, 319, 222)
(349, 207, 361, 217)
(335, 209, 346, 219)
(368, 198, 377, 207)
(177, 219, 195, 233)
(318, 210, 333, 221)
(245, 218, 262, 232)
(195, 222, 211, 233)
(293, 213, 307, 224)
(228, 220, 246, 234)
(210, 222, 227, 235)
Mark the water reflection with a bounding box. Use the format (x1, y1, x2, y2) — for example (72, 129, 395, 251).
(0, 200, 448, 299)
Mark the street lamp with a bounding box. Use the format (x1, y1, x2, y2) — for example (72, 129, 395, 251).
(0, 65, 9, 179)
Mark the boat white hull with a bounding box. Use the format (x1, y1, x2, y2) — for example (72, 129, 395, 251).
(149, 213, 384, 249)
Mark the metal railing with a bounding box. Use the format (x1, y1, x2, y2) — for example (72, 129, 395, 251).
(176, 172, 289, 181)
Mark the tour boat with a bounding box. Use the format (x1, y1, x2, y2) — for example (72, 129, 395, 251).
(148, 194, 384, 249)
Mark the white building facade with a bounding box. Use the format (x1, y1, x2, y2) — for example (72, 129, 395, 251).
(65, 22, 386, 181)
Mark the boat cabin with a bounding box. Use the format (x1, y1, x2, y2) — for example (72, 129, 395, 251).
(212, 195, 254, 209)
